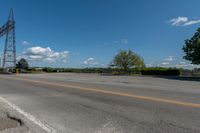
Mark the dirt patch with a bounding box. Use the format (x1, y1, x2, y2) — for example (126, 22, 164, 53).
(0, 114, 23, 131)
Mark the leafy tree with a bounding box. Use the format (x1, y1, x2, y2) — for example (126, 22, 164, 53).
(111, 49, 145, 72)
(16, 58, 29, 69)
(183, 28, 200, 65)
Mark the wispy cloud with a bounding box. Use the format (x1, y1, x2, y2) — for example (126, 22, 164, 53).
(22, 41, 30, 45)
(146, 56, 200, 69)
(159, 56, 175, 66)
(183, 20, 200, 26)
(164, 56, 174, 62)
(114, 39, 128, 45)
(83, 57, 98, 65)
(121, 39, 128, 44)
(161, 62, 170, 65)
(175, 61, 196, 68)
(96, 38, 128, 47)
(168, 17, 200, 26)
(169, 17, 188, 26)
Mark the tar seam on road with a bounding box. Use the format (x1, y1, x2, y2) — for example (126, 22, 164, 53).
(1, 76, 200, 108)
(0, 96, 58, 133)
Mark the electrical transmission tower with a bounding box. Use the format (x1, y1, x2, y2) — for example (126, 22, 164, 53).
(0, 9, 16, 69)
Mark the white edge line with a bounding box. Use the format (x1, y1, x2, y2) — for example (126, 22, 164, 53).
(0, 96, 57, 133)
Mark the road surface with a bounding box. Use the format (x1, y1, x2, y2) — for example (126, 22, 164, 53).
(0, 73, 200, 133)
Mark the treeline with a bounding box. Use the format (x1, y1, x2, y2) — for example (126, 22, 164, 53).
(42, 67, 142, 74)
(27, 67, 183, 76)
(3, 66, 200, 76)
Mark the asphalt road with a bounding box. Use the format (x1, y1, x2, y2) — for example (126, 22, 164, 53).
(0, 73, 200, 133)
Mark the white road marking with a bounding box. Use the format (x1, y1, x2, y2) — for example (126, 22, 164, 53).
(0, 96, 57, 133)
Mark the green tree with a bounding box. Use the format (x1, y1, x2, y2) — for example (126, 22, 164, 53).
(111, 49, 145, 72)
(16, 58, 29, 69)
(183, 28, 200, 65)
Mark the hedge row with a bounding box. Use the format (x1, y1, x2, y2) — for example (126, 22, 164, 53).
(141, 68, 180, 76)
(8, 67, 181, 76)
(42, 68, 113, 73)
(42, 67, 180, 76)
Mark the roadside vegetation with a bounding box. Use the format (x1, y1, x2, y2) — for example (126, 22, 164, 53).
(183, 28, 200, 65)
(1, 53, 199, 76)
(14, 67, 199, 77)
(110, 49, 145, 72)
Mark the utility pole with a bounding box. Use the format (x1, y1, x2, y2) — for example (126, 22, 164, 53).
(0, 8, 16, 70)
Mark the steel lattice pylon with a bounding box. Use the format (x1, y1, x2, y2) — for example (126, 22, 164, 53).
(0, 9, 16, 69)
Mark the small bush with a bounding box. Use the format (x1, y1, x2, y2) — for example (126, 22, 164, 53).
(112, 71, 121, 75)
(141, 68, 180, 76)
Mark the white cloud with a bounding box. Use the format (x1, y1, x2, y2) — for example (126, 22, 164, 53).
(146, 64, 152, 67)
(161, 62, 170, 65)
(183, 20, 200, 26)
(169, 17, 188, 26)
(158, 56, 175, 67)
(180, 61, 186, 65)
(175, 61, 196, 68)
(22, 46, 69, 63)
(83, 57, 98, 65)
(164, 56, 174, 62)
(22, 41, 30, 45)
(24, 47, 51, 56)
(145, 61, 155, 67)
(168, 17, 200, 26)
(146, 56, 200, 69)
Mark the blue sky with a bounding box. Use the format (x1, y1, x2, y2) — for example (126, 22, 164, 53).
(0, 0, 200, 68)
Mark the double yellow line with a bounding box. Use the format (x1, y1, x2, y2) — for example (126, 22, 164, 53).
(1, 76, 200, 108)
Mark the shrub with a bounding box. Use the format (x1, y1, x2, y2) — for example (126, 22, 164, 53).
(141, 68, 180, 76)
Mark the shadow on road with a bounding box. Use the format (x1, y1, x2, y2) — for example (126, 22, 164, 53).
(154, 76, 200, 82)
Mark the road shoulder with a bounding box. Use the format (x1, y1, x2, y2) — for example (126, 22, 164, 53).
(0, 97, 48, 133)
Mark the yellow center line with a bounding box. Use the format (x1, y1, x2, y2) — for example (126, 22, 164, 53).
(1, 76, 200, 108)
